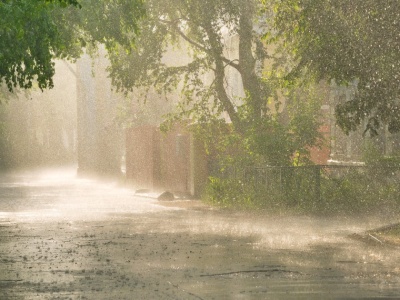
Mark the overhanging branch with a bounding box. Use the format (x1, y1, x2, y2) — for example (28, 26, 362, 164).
(158, 18, 241, 73)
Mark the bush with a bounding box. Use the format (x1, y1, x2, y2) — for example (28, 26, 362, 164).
(204, 166, 400, 216)
(204, 176, 284, 211)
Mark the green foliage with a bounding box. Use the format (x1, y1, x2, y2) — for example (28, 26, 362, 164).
(362, 140, 384, 166)
(271, 0, 400, 135)
(0, 0, 145, 92)
(205, 166, 400, 215)
(204, 176, 283, 210)
(251, 86, 323, 166)
(320, 169, 400, 215)
(362, 140, 400, 167)
(43, 0, 82, 8)
(0, 0, 60, 90)
(106, 0, 268, 130)
(200, 82, 323, 170)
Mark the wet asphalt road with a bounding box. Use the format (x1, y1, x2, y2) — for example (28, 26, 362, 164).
(1, 169, 400, 299)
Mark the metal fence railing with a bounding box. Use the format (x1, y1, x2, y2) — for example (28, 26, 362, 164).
(219, 165, 400, 206)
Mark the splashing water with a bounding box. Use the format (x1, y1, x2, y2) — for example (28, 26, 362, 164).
(0, 167, 176, 223)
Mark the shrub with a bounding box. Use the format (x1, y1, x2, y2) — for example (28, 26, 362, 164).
(204, 166, 400, 216)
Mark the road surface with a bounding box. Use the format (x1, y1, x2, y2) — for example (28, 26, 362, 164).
(1, 168, 400, 299)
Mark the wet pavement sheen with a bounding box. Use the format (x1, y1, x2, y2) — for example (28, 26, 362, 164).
(1, 169, 400, 299)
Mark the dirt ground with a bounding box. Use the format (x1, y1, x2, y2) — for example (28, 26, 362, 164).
(1, 171, 400, 299)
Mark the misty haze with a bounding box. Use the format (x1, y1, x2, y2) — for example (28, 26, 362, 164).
(1, 1, 400, 299)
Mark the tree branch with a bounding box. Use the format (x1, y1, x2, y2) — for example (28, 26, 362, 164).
(158, 18, 241, 73)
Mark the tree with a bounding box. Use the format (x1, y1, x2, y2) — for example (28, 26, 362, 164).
(271, 0, 400, 135)
(107, 0, 268, 131)
(0, 0, 144, 92)
(0, 0, 79, 91)
(104, 0, 322, 166)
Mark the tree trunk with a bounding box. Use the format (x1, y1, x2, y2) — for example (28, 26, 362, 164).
(203, 21, 242, 129)
(238, 2, 265, 121)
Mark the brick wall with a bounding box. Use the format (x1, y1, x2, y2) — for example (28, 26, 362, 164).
(125, 125, 208, 197)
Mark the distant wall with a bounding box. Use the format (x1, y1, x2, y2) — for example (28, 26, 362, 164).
(126, 125, 157, 190)
(126, 125, 208, 197)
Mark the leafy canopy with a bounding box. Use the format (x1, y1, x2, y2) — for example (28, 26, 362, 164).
(106, 0, 322, 166)
(108, 0, 269, 129)
(0, 0, 144, 92)
(0, 0, 64, 91)
(272, 0, 400, 135)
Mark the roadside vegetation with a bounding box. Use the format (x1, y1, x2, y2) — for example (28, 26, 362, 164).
(205, 138, 400, 216)
(204, 164, 400, 216)
(201, 0, 400, 216)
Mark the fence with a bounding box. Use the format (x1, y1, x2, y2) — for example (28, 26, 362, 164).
(218, 165, 400, 211)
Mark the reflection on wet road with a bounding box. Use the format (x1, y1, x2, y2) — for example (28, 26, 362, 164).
(1, 169, 400, 299)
